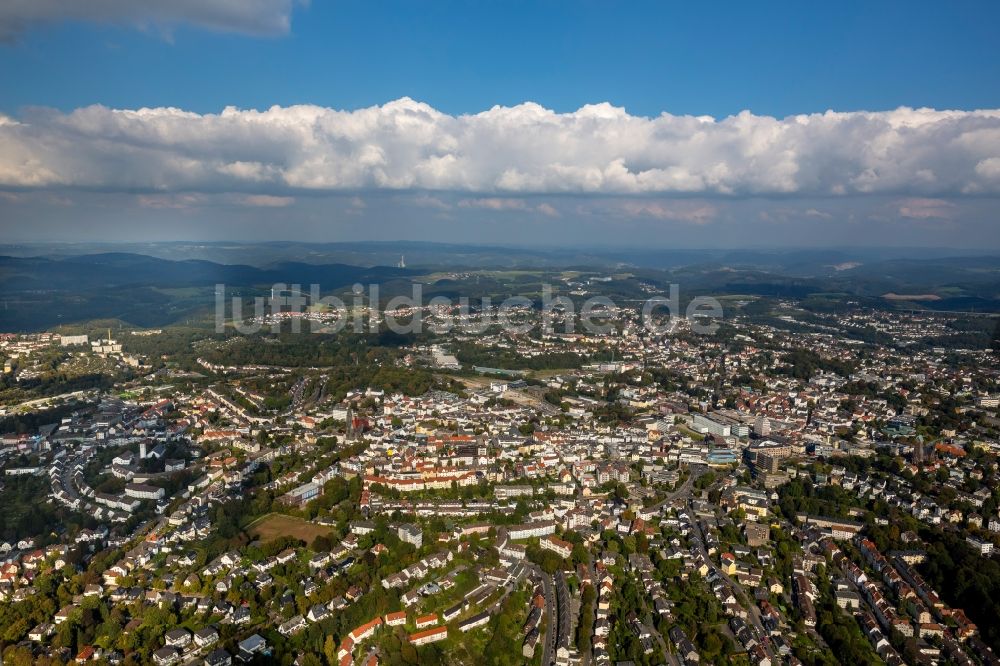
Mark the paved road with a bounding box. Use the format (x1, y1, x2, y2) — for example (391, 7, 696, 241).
(290, 377, 307, 409)
(687, 499, 773, 661)
(555, 570, 570, 656)
(647, 464, 701, 514)
(635, 586, 668, 659)
(578, 552, 596, 666)
(61, 454, 85, 501)
(531, 566, 557, 666)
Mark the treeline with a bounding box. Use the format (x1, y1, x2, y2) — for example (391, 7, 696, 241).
(453, 342, 587, 370)
(665, 579, 730, 664)
(0, 370, 118, 405)
(840, 380, 907, 411)
(202, 332, 372, 367)
(0, 401, 94, 434)
(920, 317, 1000, 349)
(121, 326, 216, 368)
(811, 564, 881, 665)
(202, 333, 436, 399)
(917, 529, 1000, 652)
(776, 478, 864, 521)
(0, 475, 95, 542)
(777, 348, 856, 380)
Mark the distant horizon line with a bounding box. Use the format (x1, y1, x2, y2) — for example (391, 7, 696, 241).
(3, 240, 1000, 254)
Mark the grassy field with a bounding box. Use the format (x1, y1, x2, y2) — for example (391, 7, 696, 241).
(677, 425, 706, 441)
(246, 512, 332, 544)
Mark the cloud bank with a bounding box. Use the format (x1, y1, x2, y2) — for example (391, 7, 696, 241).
(0, 0, 298, 41)
(1, 98, 999, 199)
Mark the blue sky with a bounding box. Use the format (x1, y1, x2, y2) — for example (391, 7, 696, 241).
(1, 1, 999, 247)
(3, 1, 1000, 118)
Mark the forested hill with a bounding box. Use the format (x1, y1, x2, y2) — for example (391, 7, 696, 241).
(0, 253, 415, 331)
(0, 253, 414, 291)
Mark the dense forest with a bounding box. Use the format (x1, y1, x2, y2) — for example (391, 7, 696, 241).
(453, 342, 589, 370)
(200, 333, 436, 400)
(917, 529, 1000, 652)
(777, 349, 857, 380)
(0, 402, 94, 435)
(0, 475, 97, 543)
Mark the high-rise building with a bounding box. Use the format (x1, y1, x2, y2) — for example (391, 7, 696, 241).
(754, 415, 771, 437)
(398, 524, 423, 548)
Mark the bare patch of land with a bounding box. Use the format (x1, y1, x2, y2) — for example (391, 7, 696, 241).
(247, 513, 332, 544)
(882, 293, 942, 301)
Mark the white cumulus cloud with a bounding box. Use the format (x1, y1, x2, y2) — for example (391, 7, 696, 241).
(136, 192, 294, 209)
(458, 197, 530, 211)
(238, 194, 295, 207)
(619, 201, 717, 224)
(458, 197, 560, 217)
(897, 197, 957, 219)
(0, 99, 999, 200)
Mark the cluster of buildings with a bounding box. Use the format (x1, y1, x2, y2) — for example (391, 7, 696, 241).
(1, 302, 1000, 664)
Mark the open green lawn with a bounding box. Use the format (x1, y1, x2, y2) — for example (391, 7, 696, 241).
(677, 426, 706, 441)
